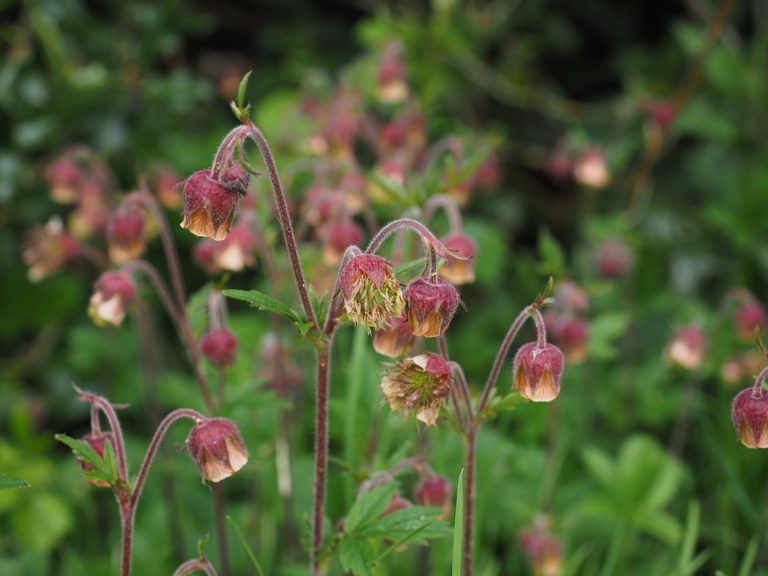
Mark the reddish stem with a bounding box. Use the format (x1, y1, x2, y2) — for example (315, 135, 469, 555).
(752, 367, 768, 398)
(312, 343, 331, 575)
(423, 194, 463, 234)
(463, 429, 477, 576)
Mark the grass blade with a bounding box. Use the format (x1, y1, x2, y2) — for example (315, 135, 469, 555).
(226, 516, 265, 576)
(452, 468, 465, 576)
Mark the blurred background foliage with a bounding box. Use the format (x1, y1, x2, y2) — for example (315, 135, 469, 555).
(1, 0, 768, 574)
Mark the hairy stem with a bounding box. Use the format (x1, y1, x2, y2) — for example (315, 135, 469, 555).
(173, 558, 219, 576)
(244, 122, 320, 332)
(423, 194, 463, 234)
(463, 429, 477, 576)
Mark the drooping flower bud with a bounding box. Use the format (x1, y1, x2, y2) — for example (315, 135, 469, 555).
(373, 314, 415, 358)
(107, 206, 147, 263)
(438, 232, 477, 285)
(193, 239, 220, 274)
(186, 417, 249, 482)
(736, 300, 766, 342)
(201, 328, 238, 368)
(595, 237, 633, 279)
(153, 168, 182, 209)
(665, 325, 707, 370)
(46, 155, 82, 204)
(323, 220, 364, 266)
(88, 271, 137, 327)
(377, 42, 409, 104)
(557, 318, 589, 364)
(380, 353, 452, 426)
(415, 474, 452, 517)
(573, 147, 611, 189)
(513, 343, 565, 402)
(78, 432, 115, 487)
(404, 277, 460, 338)
(22, 218, 80, 282)
(342, 254, 405, 331)
(519, 521, 564, 576)
(180, 170, 242, 241)
(213, 224, 257, 272)
(731, 388, 768, 448)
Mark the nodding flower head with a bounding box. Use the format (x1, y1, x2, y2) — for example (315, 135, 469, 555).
(201, 328, 238, 368)
(595, 237, 633, 279)
(46, 155, 82, 204)
(153, 168, 182, 209)
(373, 313, 415, 358)
(341, 254, 405, 331)
(377, 43, 409, 104)
(180, 170, 243, 241)
(212, 224, 257, 272)
(22, 218, 80, 282)
(439, 232, 477, 285)
(415, 474, 452, 517)
(404, 276, 460, 338)
(513, 343, 565, 402)
(573, 147, 611, 189)
(736, 300, 767, 342)
(665, 324, 708, 370)
(186, 417, 249, 482)
(732, 388, 768, 448)
(107, 206, 147, 264)
(88, 271, 137, 327)
(323, 220, 364, 266)
(380, 353, 452, 426)
(78, 432, 115, 487)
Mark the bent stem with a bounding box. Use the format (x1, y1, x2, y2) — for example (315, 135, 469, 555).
(423, 194, 463, 234)
(173, 558, 219, 576)
(120, 408, 205, 576)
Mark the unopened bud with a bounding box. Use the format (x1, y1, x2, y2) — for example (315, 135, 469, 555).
(201, 328, 238, 368)
(595, 238, 633, 279)
(736, 300, 766, 342)
(665, 325, 707, 370)
(415, 474, 452, 517)
(439, 232, 477, 285)
(107, 206, 147, 263)
(186, 417, 249, 482)
(373, 314, 415, 358)
(180, 170, 241, 241)
(404, 276, 460, 338)
(732, 388, 768, 449)
(78, 432, 115, 487)
(513, 343, 565, 402)
(323, 221, 364, 266)
(88, 271, 137, 327)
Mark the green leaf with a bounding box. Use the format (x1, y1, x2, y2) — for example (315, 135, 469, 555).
(452, 469, 464, 576)
(236, 70, 252, 110)
(339, 539, 375, 576)
(582, 447, 615, 489)
(223, 289, 301, 323)
(226, 516, 265, 576)
(354, 506, 449, 542)
(737, 536, 759, 576)
(344, 483, 397, 535)
(54, 433, 117, 486)
(483, 391, 527, 419)
(538, 229, 566, 278)
(0, 476, 30, 489)
(186, 283, 212, 339)
(393, 257, 428, 277)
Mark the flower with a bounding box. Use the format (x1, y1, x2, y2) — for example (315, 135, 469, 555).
(201, 328, 238, 368)
(107, 206, 147, 263)
(404, 276, 460, 338)
(373, 314, 415, 358)
(186, 418, 249, 482)
(665, 324, 707, 370)
(731, 388, 768, 448)
(342, 254, 405, 330)
(513, 343, 565, 402)
(557, 318, 589, 364)
(213, 224, 257, 272)
(323, 220, 364, 265)
(415, 474, 452, 517)
(180, 170, 243, 241)
(736, 300, 766, 341)
(519, 518, 564, 576)
(595, 237, 633, 279)
(46, 155, 82, 204)
(153, 168, 182, 209)
(438, 232, 477, 285)
(88, 271, 137, 327)
(573, 147, 611, 189)
(377, 41, 409, 104)
(380, 353, 452, 426)
(22, 218, 80, 282)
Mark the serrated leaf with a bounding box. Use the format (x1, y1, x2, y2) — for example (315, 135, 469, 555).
(0, 476, 29, 489)
(339, 539, 375, 576)
(223, 289, 301, 323)
(344, 483, 397, 535)
(354, 506, 449, 542)
(55, 433, 117, 485)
